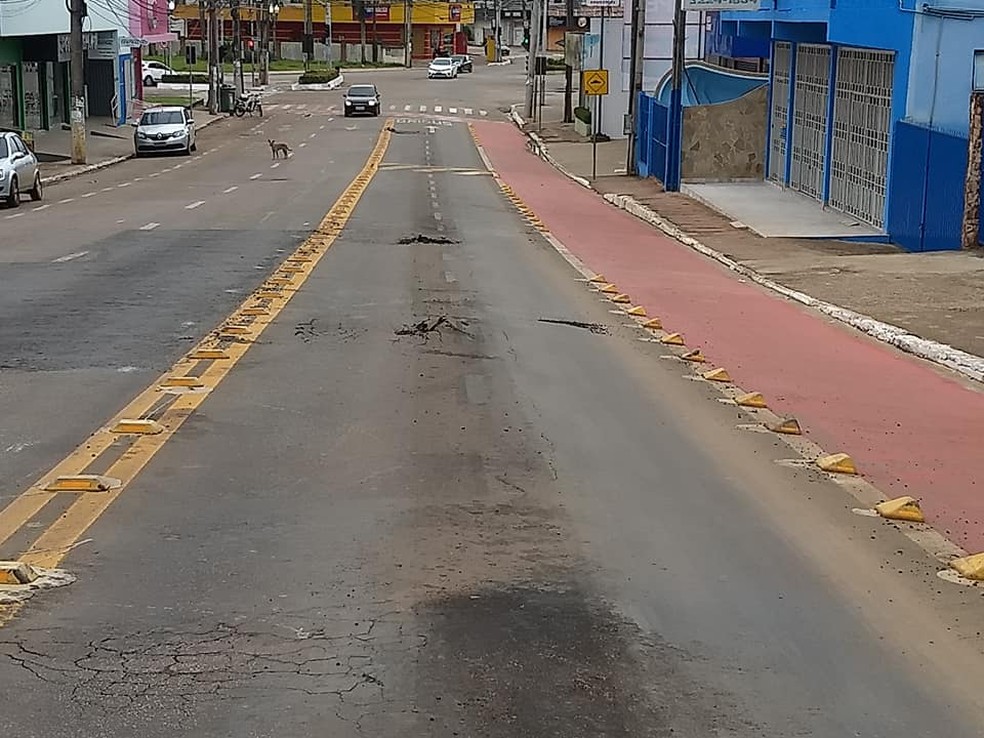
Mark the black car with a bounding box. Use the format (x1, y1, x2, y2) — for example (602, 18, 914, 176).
(343, 84, 381, 117)
(451, 54, 473, 73)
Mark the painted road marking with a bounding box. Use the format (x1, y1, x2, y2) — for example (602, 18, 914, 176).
(5, 212, 24, 219)
(449, 107, 457, 114)
(480, 110, 488, 116)
(118, 182, 131, 188)
(0, 121, 395, 627)
(271, 162, 280, 169)
(59, 198, 75, 204)
(32, 204, 50, 212)
(185, 200, 206, 210)
(464, 108, 473, 115)
(149, 172, 161, 178)
(81, 192, 95, 198)
(102, 187, 114, 192)
(404, 104, 412, 112)
(309, 132, 317, 139)
(140, 222, 160, 231)
(299, 143, 308, 148)
(419, 105, 426, 113)
(250, 173, 263, 180)
(52, 251, 89, 263)
(434, 105, 443, 113)
(224, 186, 239, 194)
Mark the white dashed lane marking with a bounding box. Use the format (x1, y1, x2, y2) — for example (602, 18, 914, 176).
(250, 173, 263, 180)
(185, 200, 206, 210)
(52, 250, 88, 263)
(223, 186, 239, 194)
(140, 222, 160, 231)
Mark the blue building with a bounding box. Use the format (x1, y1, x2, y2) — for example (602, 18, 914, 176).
(713, 1, 984, 251)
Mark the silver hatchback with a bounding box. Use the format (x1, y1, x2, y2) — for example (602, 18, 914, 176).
(133, 106, 197, 156)
(0, 131, 42, 208)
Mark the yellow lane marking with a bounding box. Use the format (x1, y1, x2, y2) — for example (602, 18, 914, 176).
(0, 119, 394, 625)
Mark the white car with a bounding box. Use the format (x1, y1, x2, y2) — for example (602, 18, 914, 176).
(428, 57, 458, 79)
(0, 131, 42, 208)
(133, 106, 197, 156)
(142, 60, 174, 87)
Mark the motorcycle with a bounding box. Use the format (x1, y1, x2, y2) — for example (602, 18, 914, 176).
(233, 92, 263, 117)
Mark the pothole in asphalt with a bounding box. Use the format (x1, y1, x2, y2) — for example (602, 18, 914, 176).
(385, 126, 421, 135)
(398, 234, 459, 245)
(537, 318, 609, 334)
(394, 315, 473, 340)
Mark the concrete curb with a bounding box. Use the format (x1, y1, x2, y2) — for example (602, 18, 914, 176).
(508, 104, 592, 189)
(506, 108, 984, 384)
(290, 72, 346, 91)
(41, 113, 226, 186)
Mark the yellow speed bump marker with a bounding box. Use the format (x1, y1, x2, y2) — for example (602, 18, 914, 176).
(626, 306, 647, 317)
(256, 290, 286, 300)
(702, 368, 732, 383)
(220, 325, 251, 335)
(161, 376, 205, 389)
(110, 419, 164, 435)
(642, 318, 663, 330)
(736, 391, 767, 408)
(241, 307, 270, 317)
(768, 418, 802, 435)
(0, 561, 38, 586)
(610, 294, 631, 304)
(599, 283, 619, 294)
(267, 277, 294, 287)
(45, 475, 119, 493)
(681, 349, 705, 363)
(589, 274, 607, 283)
(660, 332, 685, 345)
(816, 453, 858, 475)
(190, 348, 230, 360)
(874, 496, 925, 524)
(950, 553, 984, 581)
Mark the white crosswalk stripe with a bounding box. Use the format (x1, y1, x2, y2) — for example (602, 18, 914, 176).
(464, 107, 473, 115)
(404, 104, 412, 111)
(434, 105, 442, 113)
(266, 102, 491, 119)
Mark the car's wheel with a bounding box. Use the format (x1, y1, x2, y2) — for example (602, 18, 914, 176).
(143, 75, 155, 87)
(6, 176, 19, 208)
(29, 172, 42, 202)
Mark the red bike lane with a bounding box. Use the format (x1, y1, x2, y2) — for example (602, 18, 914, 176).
(472, 120, 984, 554)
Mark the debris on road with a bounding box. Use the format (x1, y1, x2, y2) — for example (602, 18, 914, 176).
(395, 315, 473, 340)
(537, 318, 609, 334)
(398, 234, 459, 245)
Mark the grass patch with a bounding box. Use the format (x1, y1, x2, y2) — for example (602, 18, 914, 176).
(144, 93, 204, 107)
(145, 55, 328, 74)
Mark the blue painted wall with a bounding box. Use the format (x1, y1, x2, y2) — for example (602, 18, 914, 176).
(654, 62, 767, 106)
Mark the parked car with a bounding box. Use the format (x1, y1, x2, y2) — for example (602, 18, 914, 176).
(343, 84, 381, 117)
(132, 106, 197, 156)
(142, 60, 175, 87)
(0, 131, 42, 208)
(428, 57, 458, 79)
(451, 54, 473, 73)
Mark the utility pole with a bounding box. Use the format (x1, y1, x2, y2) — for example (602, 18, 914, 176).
(304, 0, 313, 69)
(524, 0, 540, 119)
(208, 0, 220, 114)
(562, 0, 573, 122)
(359, 1, 368, 63)
(404, 0, 412, 67)
(371, 1, 378, 63)
(259, 3, 269, 84)
(232, 0, 244, 94)
(962, 90, 984, 249)
(664, 0, 685, 191)
(625, 0, 645, 174)
(69, 0, 86, 164)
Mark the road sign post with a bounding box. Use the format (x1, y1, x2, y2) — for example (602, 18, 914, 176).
(582, 67, 608, 180)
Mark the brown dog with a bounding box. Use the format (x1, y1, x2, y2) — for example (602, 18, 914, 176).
(268, 139, 292, 159)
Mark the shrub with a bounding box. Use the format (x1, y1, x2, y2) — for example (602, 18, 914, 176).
(160, 73, 209, 85)
(297, 68, 340, 84)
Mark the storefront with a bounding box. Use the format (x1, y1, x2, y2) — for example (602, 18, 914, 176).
(0, 39, 23, 130)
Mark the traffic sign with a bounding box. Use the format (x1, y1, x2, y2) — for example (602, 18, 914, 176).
(582, 69, 608, 96)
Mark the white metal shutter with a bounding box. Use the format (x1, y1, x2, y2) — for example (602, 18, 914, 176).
(768, 41, 791, 184)
(789, 44, 830, 201)
(829, 48, 894, 228)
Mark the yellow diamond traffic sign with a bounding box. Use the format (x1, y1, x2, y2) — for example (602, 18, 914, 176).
(582, 69, 609, 96)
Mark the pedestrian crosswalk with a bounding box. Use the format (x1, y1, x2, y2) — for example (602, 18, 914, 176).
(264, 102, 490, 119)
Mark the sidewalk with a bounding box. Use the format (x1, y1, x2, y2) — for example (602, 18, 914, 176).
(472, 119, 984, 554)
(536, 134, 984, 361)
(35, 111, 226, 185)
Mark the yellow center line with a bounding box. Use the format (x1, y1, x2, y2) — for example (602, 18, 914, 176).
(0, 120, 394, 621)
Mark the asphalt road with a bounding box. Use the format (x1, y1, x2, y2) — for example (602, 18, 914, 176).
(2, 64, 984, 737)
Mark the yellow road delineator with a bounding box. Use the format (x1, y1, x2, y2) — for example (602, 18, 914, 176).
(160, 376, 205, 389)
(816, 452, 858, 475)
(287, 256, 313, 263)
(610, 293, 631, 304)
(599, 283, 619, 294)
(280, 266, 306, 275)
(110, 419, 164, 435)
(736, 391, 767, 408)
(256, 290, 286, 300)
(661, 332, 685, 345)
(190, 348, 230, 360)
(220, 325, 251, 335)
(682, 349, 705, 363)
(702, 368, 732, 383)
(950, 553, 984, 581)
(626, 306, 647, 317)
(267, 277, 294, 287)
(642, 318, 663, 330)
(768, 418, 803, 435)
(589, 274, 607, 283)
(241, 307, 270, 317)
(875, 496, 925, 524)
(45, 475, 118, 493)
(0, 561, 38, 586)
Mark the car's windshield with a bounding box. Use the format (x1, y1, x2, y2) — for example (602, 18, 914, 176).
(0, 138, 7, 159)
(433, 58, 452, 66)
(140, 110, 184, 126)
(348, 86, 376, 98)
